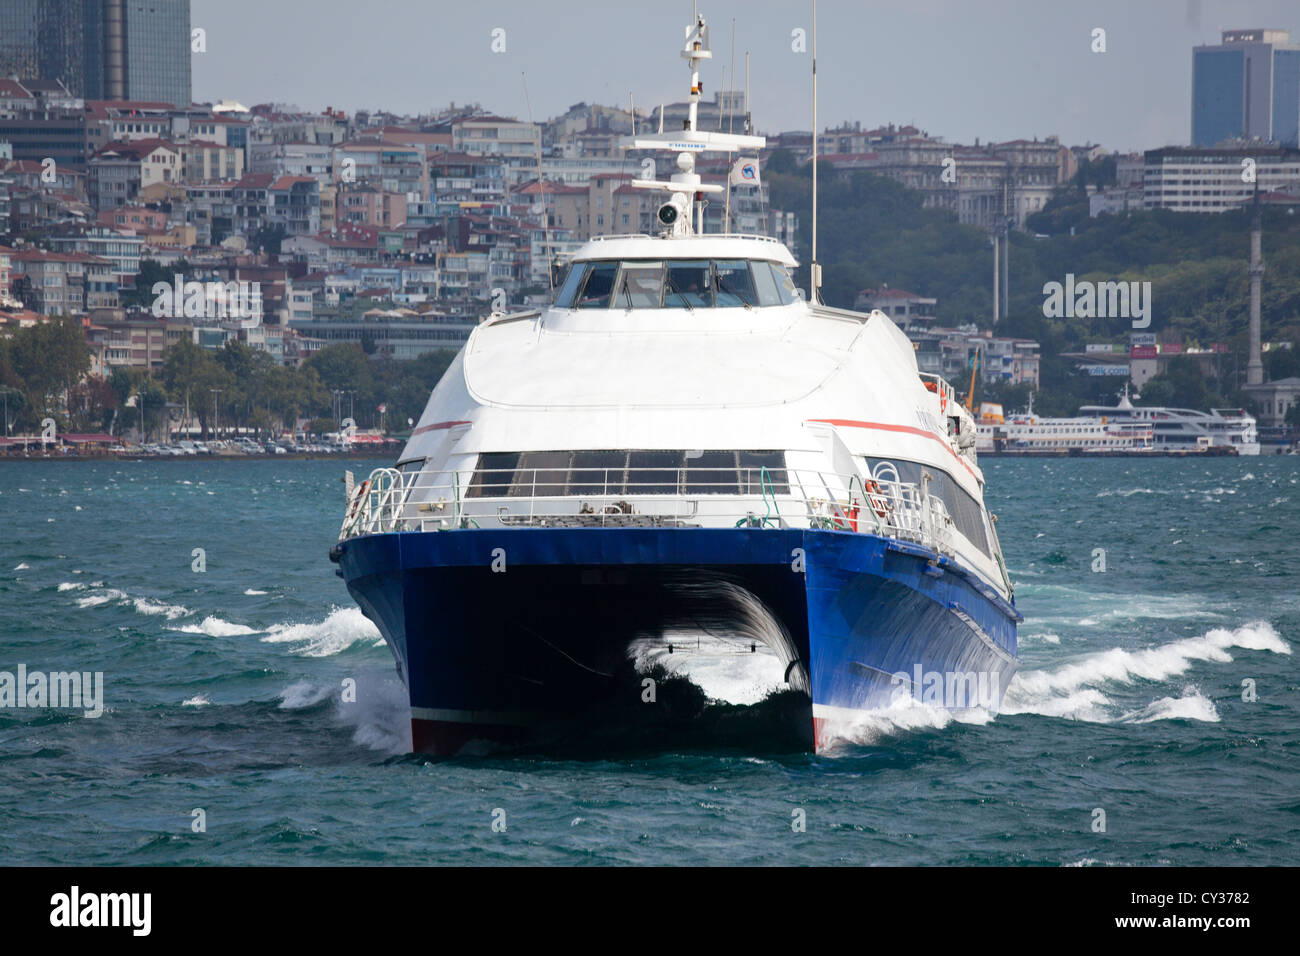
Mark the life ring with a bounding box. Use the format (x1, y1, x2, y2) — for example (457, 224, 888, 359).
(346, 479, 371, 527)
(865, 479, 890, 518)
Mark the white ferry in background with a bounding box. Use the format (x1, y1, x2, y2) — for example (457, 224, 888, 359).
(1079, 387, 1259, 455)
(975, 397, 1154, 455)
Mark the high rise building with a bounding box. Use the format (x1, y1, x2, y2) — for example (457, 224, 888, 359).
(1192, 29, 1300, 147)
(0, 0, 191, 107)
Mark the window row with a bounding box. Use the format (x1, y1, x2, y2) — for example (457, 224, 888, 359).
(555, 259, 801, 310)
(467, 450, 790, 497)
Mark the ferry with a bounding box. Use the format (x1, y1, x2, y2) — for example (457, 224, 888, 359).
(975, 397, 1155, 454)
(329, 12, 1021, 755)
(1079, 386, 1259, 455)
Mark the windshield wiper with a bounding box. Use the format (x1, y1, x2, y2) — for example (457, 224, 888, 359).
(715, 274, 753, 310)
(664, 273, 694, 312)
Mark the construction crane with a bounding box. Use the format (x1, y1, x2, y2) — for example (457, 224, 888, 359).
(964, 349, 979, 412)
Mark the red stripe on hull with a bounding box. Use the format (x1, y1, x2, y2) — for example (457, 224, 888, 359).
(812, 716, 828, 753)
(411, 717, 527, 756)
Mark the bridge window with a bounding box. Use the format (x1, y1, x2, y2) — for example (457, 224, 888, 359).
(614, 262, 665, 308)
(664, 260, 712, 308)
(714, 260, 758, 307)
(575, 262, 618, 308)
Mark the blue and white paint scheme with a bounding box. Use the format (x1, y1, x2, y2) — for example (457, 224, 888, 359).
(330, 11, 1020, 755)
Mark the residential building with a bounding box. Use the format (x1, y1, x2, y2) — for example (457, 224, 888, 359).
(8, 249, 118, 315)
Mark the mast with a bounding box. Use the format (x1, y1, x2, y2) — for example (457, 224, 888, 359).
(621, 9, 763, 239)
(810, 0, 820, 302)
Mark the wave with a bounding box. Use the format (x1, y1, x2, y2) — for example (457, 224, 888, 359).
(72, 585, 192, 621)
(175, 616, 258, 637)
(182, 695, 210, 707)
(278, 675, 410, 754)
(1003, 621, 1287, 721)
(277, 680, 336, 709)
(259, 606, 381, 657)
(76, 588, 128, 609)
(243, 589, 268, 596)
(1120, 686, 1219, 724)
(820, 694, 995, 749)
(131, 596, 191, 620)
(13, 562, 30, 570)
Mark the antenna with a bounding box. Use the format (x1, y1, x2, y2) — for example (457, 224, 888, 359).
(744, 51, 750, 135)
(810, 0, 821, 302)
(521, 71, 553, 293)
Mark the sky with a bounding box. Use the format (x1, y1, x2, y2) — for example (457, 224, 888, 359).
(191, 0, 1299, 153)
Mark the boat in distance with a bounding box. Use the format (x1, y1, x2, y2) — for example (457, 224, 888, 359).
(330, 11, 1021, 755)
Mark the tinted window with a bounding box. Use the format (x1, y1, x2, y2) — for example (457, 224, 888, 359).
(768, 263, 799, 305)
(569, 449, 628, 494)
(664, 260, 712, 308)
(752, 260, 782, 307)
(554, 262, 587, 308)
(614, 262, 665, 309)
(714, 260, 758, 307)
(468, 450, 788, 497)
(576, 262, 618, 308)
(466, 451, 520, 497)
(626, 450, 682, 494)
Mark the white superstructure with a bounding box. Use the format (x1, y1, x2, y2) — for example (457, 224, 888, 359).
(342, 10, 1013, 603)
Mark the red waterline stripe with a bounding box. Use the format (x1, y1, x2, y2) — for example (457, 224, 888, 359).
(411, 419, 471, 437)
(808, 418, 979, 481)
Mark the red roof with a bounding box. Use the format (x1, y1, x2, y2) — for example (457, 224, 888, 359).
(234, 173, 275, 189)
(269, 175, 318, 190)
(95, 139, 180, 159)
(0, 79, 33, 98)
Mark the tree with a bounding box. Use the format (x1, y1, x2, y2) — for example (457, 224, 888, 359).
(4, 316, 90, 425)
(1138, 357, 1211, 410)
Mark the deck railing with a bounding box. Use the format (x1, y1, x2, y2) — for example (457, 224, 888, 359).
(339, 465, 958, 557)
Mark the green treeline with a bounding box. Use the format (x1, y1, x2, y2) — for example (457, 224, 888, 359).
(766, 150, 1300, 415)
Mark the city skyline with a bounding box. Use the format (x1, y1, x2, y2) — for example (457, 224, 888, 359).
(191, 0, 1299, 153)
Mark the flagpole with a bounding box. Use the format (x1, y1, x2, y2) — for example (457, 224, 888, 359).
(725, 161, 732, 233)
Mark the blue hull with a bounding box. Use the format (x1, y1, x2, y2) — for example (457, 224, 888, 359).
(331, 528, 1020, 754)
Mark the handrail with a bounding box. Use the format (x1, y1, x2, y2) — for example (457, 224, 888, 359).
(338, 465, 982, 572)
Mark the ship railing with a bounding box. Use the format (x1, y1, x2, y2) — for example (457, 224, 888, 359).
(340, 466, 960, 557)
(918, 372, 958, 413)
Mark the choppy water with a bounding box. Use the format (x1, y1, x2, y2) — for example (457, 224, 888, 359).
(1, 457, 1296, 865)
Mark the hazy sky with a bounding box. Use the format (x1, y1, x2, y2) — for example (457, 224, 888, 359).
(191, 0, 1298, 153)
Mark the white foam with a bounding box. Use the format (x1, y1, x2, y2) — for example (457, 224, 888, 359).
(1022, 632, 1061, 645)
(330, 672, 411, 754)
(819, 694, 996, 749)
(629, 632, 785, 705)
(182, 694, 210, 707)
(76, 588, 128, 608)
(243, 588, 268, 596)
(131, 596, 191, 620)
(13, 562, 30, 570)
(260, 606, 381, 657)
(57, 581, 85, 592)
(1121, 686, 1219, 724)
(277, 680, 335, 709)
(175, 616, 257, 637)
(1003, 621, 1287, 721)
